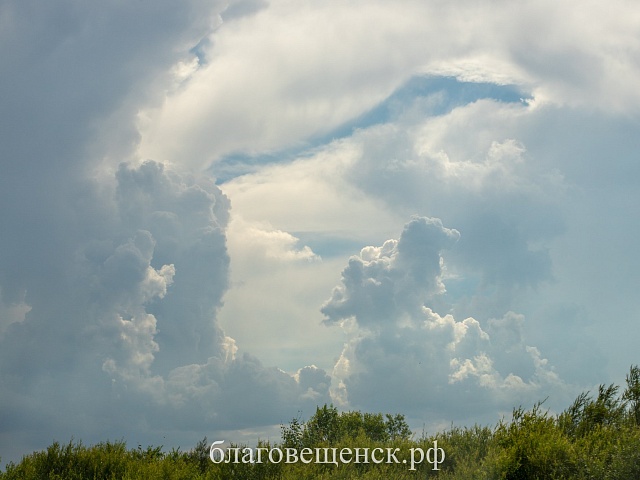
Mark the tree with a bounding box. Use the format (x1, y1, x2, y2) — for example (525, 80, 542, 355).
(385, 413, 412, 441)
(284, 405, 412, 448)
(623, 364, 640, 425)
(559, 384, 626, 438)
(301, 404, 341, 445)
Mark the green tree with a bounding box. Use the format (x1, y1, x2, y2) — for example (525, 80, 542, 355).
(623, 364, 640, 425)
(289, 405, 412, 447)
(302, 404, 341, 445)
(559, 384, 626, 438)
(385, 413, 412, 441)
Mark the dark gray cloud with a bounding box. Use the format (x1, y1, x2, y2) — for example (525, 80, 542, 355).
(0, 159, 330, 463)
(0, 0, 330, 464)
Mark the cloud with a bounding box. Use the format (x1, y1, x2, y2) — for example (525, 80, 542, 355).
(217, 78, 624, 390)
(217, 216, 344, 373)
(137, 0, 433, 168)
(227, 217, 320, 266)
(0, 288, 31, 338)
(348, 100, 565, 287)
(220, 143, 403, 241)
(224, 95, 565, 310)
(1, 1, 338, 461)
(323, 218, 569, 425)
(0, 158, 331, 462)
(216, 64, 640, 405)
(137, 0, 640, 171)
(321, 216, 460, 327)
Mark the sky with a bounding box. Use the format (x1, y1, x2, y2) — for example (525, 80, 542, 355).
(2, 0, 640, 466)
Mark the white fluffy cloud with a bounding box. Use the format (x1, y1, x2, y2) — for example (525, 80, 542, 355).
(322, 217, 460, 326)
(323, 218, 569, 426)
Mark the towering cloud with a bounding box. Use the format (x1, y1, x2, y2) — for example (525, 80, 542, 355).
(0, 0, 330, 460)
(0, 159, 331, 459)
(323, 217, 567, 425)
(322, 217, 460, 326)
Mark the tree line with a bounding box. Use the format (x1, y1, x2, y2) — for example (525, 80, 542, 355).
(3, 365, 640, 479)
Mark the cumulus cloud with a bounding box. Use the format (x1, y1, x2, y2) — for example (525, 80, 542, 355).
(344, 100, 566, 295)
(322, 217, 460, 326)
(323, 218, 569, 425)
(0, 160, 330, 462)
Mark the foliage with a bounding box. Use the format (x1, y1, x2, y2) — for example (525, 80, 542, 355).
(623, 364, 640, 426)
(281, 404, 413, 448)
(3, 365, 640, 480)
